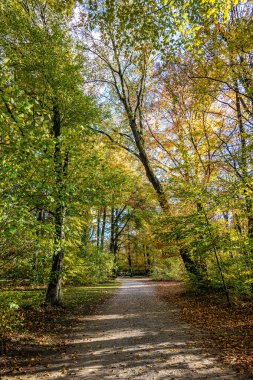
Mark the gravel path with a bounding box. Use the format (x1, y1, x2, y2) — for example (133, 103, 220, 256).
(9, 278, 240, 379)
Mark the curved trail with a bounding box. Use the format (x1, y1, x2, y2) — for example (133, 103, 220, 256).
(20, 279, 239, 379)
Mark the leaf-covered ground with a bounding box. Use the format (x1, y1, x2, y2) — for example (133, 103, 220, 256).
(2, 280, 253, 379)
(2, 278, 240, 379)
(157, 281, 253, 378)
(0, 282, 119, 378)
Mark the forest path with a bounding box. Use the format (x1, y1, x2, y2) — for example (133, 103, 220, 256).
(19, 279, 239, 379)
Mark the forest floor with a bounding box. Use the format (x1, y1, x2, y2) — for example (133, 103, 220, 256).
(157, 281, 253, 378)
(1, 278, 252, 379)
(0, 282, 119, 379)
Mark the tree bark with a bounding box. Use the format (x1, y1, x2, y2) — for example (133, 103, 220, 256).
(45, 247, 64, 306)
(46, 103, 66, 306)
(110, 206, 115, 254)
(100, 207, 106, 251)
(146, 248, 151, 273)
(110, 206, 118, 275)
(96, 209, 101, 249)
(195, 202, 209, 284)
(236, 90, 253, 292)
(128, 239, 133, 277)
(128, 118, 169, 211)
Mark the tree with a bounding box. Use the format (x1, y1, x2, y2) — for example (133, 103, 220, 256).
(0, 0, 99, 304)
(77, 0, 207, 280)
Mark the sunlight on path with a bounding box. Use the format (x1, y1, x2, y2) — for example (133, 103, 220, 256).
(11, 279, 241, 379)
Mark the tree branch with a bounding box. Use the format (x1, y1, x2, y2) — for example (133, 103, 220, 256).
(89, 126, 140, 158)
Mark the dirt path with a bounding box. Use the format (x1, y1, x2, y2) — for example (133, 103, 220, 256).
(4, 278, 241, 379)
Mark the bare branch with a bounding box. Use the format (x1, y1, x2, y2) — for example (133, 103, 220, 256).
(89, 126, 140, 158)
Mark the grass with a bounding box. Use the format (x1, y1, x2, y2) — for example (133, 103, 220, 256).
(0, 280, 120, 377)
(63, 282, 120, 311)
(0, 281, 119, 310)
(0, 289, 45, 310)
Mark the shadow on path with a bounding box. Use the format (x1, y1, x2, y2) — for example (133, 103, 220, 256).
(3, 279, 242, 379)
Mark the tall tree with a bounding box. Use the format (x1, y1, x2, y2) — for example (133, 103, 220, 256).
(0, 0, 99, 304)
(78, 0, 205, 279)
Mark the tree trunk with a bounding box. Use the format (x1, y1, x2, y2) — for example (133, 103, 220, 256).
(180, 248, 202, 280)
(46, 102, 67, 306)
(110, 206, 115, 254)
(129, 118, 169, 211)
(143, 244, 151, 274)
(127, 118, 201, 277)
(112, 63, 199, 278)
(100, 207, 106, 250)
(46, 203, 66, 305)
(110, 206, 118, 275)
(96, 209, 101, 249)
(236, 91, 253, 293)
(33, 209, 45, 283)
(195, 202, 210, 284)
(128, 239, 133, 277)
(45, 247, 64, 305)
(246, 197, 253, 293)
(146, 249, 151, 272)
